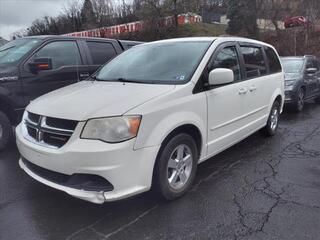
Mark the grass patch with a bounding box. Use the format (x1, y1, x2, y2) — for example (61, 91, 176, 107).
(176, 23, 227, 37)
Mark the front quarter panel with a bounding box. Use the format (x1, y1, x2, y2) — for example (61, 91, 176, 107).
(130, 85, 208, 159)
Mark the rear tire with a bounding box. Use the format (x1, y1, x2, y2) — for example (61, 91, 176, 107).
(153, 133, 198, 201)
(0, 111, 13, 152)
(261, 101, 280, 137)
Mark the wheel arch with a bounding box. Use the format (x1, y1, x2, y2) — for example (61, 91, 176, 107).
(151, 123, 204, 190)
(159, 124, 203, 158)
(275, 95, 282, 104)
(151, 122, 205, 176)
(269, 88, 284, 113)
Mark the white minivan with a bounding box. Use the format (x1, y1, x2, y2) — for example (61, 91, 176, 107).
(16, 37, 284, 204)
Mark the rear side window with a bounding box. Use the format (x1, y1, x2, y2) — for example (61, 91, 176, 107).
(240, 46, 267, 78)
(265, 47, 282, 73)
(35, 41, 82, 70)
(86, 41, 117, 65)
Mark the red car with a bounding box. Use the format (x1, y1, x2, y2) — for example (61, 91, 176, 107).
(284, 16, 311, 28)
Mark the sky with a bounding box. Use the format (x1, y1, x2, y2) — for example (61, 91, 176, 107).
(0, 0, 79, 40)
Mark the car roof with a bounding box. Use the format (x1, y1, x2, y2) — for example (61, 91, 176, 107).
(281, 55, 315, 60)
(140, 36, 275, 48)
(281, 56, 305, 59)
(20, 36, 273, 49)
(20, 35, 119, 42)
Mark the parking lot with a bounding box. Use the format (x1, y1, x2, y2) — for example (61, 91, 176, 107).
(1, 102, 320, 240)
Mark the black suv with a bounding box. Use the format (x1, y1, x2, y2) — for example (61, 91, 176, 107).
(0, 36, 141, 150)
(281, 55, 320, 112)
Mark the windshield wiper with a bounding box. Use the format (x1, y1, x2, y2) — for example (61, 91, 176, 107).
(115, 78, 152, 84)
(89, 75, 103, 81)
(90, 76, 154, 84)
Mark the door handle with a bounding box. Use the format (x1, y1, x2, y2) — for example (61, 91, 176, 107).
(239, 88, 248, 95)
(249, 86, 257, 92)
(79, 72, 90, 79)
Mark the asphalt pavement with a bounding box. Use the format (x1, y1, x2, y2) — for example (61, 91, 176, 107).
(1, 102, 320, 240)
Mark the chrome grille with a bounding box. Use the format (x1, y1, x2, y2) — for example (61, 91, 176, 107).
(23, 112, 78, 149)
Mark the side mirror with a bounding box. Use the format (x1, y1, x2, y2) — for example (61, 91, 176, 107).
(306, 68, 317, 75)
(28, 58, 53, 74)
(208, 68, 234, 86)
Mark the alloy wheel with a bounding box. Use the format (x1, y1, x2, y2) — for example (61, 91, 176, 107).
(270, 107, 279, 131)
(167, 144, 193, 190)
(0, 123, 3, 139)
(297, 90, 305, 111)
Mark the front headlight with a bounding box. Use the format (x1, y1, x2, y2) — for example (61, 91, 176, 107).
(285, 80, 296, 87)
(81, 116, 141, 143)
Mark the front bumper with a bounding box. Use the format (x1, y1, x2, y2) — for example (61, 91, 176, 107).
(284, 88, 297, 104)
(16, 123, 160, 204)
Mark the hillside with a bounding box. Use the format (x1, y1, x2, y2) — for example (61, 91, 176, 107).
(118, 22, 227, 42)
(175, 23, 227, 38)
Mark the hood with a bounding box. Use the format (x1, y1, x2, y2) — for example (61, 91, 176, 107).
(284, 72, 302, 81)
(27, 81, 175, 121)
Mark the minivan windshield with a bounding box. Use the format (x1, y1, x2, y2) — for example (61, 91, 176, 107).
(281, 58, 304, 73)
(0, 39, 41, 65)
(95, 41, 211, 84)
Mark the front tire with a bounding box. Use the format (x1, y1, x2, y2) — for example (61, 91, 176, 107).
(292, 88, 305, 112)
(0, 111, 13, 152)
(153, 133, 198, 200)
(261, 101, 280, 137)
(314, 95, 320, 104)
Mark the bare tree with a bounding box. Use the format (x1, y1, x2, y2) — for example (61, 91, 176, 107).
(81, 0, 97, 30)
(11, 29, 28, 39)
(62, 1, 83, 32)
(92, 0, 116, 27)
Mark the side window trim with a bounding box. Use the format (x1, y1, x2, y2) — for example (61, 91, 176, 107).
(261, 46, 270, 74)
(82, 40, 94, 65)
(77, 39, 91, 65)
(235, 42, 246, 81)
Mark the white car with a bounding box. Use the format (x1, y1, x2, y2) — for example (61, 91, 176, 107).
(16, 37, 284, 204)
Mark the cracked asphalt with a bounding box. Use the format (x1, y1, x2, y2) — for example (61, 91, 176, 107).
(1, 102, 320, 240)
